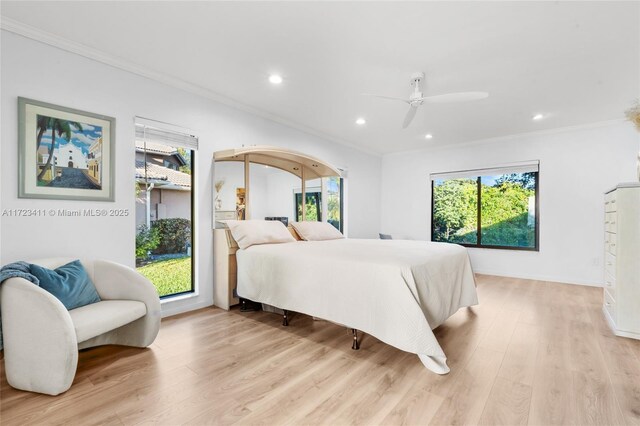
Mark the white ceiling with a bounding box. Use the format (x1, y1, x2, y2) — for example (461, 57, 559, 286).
(2, 1, 639, 155)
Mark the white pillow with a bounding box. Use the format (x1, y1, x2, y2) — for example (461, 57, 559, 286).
(225, 220, 296, 250)
(290, 221, 344, 241)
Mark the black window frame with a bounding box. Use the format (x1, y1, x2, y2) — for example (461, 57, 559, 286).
(160, 148, 196, 299)
(431, 172, 539, 251)
(138, 145, 196, 300)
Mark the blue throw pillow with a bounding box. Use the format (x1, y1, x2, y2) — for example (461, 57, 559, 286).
(29, 260, 101, 310)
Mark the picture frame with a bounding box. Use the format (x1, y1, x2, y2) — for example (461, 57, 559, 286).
(18, 97, 116, 201)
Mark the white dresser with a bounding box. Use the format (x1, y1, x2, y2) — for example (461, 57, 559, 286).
(603, 183, 640, 340)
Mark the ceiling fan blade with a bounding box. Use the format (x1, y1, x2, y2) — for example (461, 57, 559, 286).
(402, 105, 418, 128)
(421, 91, 489, 103)
(362, 93, 409, 104)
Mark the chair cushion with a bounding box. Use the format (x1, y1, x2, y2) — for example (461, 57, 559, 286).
(29, 260, 101, 310)
(69, 300, 147, 343)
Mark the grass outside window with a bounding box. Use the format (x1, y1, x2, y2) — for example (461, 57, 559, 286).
(137, 256, 192, 297)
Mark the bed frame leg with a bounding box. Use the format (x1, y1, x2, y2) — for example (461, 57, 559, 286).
(351, 329, 360, 350)
(282, 310, 289, 326)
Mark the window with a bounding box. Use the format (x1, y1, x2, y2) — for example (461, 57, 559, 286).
(134, 119, 198, 298)
(431, 162, 539, 250)
(326, 176, 343, 232)
(163, 159, 179, 171)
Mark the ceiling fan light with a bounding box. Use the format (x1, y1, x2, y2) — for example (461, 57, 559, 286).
(355, 118, 366, 125)
(425, 134, 433, 139)
(532, 113, 545, 121)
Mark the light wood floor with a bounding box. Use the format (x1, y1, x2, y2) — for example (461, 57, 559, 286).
(2, 275, 640, 425)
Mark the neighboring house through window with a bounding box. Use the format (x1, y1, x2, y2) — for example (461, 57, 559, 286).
(134, 123, 198, 299)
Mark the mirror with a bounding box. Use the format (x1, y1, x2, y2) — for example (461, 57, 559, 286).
(298, 178, 322, 222)
(249, 163, 301, 225)
(213, 146, 344, 231)
(297, 177, 343, 230)
(213, 161, 244, 226)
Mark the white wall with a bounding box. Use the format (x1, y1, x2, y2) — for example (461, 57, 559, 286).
(381, 122, 639, 286)
(0, 31, 382, 315)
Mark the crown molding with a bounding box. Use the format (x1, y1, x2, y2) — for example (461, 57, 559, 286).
(0, 16, 381, 158)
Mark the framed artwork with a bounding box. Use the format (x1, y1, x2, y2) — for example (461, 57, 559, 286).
(18, 97, 115, 201)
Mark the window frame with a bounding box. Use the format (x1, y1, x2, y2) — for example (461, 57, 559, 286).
(138, 145, 196, 300)
(338, 177, 344, 233)
(430, 172, 540, 251)
(160, 148, 196, 299)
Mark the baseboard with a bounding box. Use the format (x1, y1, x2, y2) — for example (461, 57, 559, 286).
(161, 300, 213, 318)
(602, 306, 640, 340)
(473, 269, 603, 287)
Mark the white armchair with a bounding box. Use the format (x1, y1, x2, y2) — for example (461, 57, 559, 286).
(0, 258, 161, 395)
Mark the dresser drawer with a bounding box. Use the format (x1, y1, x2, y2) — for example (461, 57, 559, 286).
(605, 252, 616, 278)
(604, 282, 616, 301)
(604, 289, 616, 323)
(215, 210, 236, 221)
(604, 192, 617, 212)
(604, 273, 616, 292)
(605, 211, 618, 233)
(605, 232, 617, 255)
(608, 233, 617, 255)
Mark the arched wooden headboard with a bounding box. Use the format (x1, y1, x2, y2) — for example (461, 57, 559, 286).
(213, 146, 342, 220)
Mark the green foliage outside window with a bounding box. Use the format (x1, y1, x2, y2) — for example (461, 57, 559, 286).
(433, 173, 537, 248)
(432, 179, 478, 243)
(152, 218, 192, 254)
(135, 224, 160, 261)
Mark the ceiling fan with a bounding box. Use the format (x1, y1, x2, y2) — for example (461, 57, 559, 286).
(364, 72, 489, 128)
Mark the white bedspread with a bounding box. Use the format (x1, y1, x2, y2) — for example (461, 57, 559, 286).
(235, 239, 478, 374)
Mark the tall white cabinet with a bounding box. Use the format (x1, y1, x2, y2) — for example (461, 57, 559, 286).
(213, 228, 239, 310)
(603, 183, 640, 340)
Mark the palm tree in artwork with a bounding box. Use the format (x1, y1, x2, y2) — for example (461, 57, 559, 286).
(36, 118, 83, 182)
(35, 115, 49, 151)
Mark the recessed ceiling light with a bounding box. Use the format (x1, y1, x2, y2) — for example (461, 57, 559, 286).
(268, 74, 283, 85)
(425, 134, 433, 139)
(532, 113, 545, 121)
(355, 118, 366, 125)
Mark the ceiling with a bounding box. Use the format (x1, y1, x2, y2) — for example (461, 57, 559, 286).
(1, 1, 639, 155)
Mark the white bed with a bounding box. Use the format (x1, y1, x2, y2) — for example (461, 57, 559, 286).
(235, 238, 478, 374)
